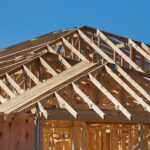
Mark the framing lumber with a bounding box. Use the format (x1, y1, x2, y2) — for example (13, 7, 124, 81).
(116, 43, 126, 49)
(42, 108, 150, 124)
(77, 29, 150, 101)
(23, 65, 40, 85)
(0, 62, 96, 115)
(0, 26, 149, 149)
(105, 65, 150, 113)
(46, 45, 72, 69)
(141, 42, 150, 54)
(62, 37, 89, 62)
(131, 131, 150, 150)
(139, 123, 145, 150)
(115, 64, 150, 101)
(6, 73, 24, 94)
(97, 30, 143, 71)
(72, 83, 105, 119)
(55, 92, 78, 118)
(39, 57, 57, 76)
(0, 95, 7, 103)
(128, 39, 150, 60)
(0, 80, 15, 98)
(88, 73, 131, 120)
(37, 101, 48, 119)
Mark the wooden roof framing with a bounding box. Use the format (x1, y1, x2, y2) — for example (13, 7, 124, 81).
(0, 26, 149, 124)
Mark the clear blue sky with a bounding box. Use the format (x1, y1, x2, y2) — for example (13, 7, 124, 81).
(0, 0, 150, 49)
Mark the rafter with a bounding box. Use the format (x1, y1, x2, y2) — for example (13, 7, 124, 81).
(55, 92, 78, 118)
(0, 26, 150, 150)
(0, 80, 15, 99)
(23, 65, 40, 85)
(0, 62, 96, 115)
(77, 29, 150, 101)
(141, 42, 150, 54)
(37, 101, 48, 119)
(6, 73, 24, 94)
(39, 57, 57, 76)
(115, 64, 150, 101)
(62, 37, 89, 62)
(97, 30, 144, 71)
(128, 39, 150, 60)
(88, 73, 131, 120)
(46, 45, 72, 69)
(72, 83, 105, 119)
(105, 65, 150, 113)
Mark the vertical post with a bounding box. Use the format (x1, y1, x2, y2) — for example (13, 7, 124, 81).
(82, 123, 87, 150)
(35, 117, 41, 150)
(139, 123, 144, 150)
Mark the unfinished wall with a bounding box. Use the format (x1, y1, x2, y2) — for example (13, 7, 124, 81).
(41, 120, 150, 150)
(0, 118, 35, 150)
(0, 118, 150, 150)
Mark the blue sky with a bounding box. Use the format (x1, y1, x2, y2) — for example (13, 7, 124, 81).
(0, 0, 150, 49)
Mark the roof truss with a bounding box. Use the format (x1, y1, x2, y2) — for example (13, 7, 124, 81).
(0, 26, 149, 124)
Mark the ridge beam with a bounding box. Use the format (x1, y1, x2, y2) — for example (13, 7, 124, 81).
(141, 42, 150, 54)
(105, 65, 150, 113)
(62, 37, 89, 62)
(55, 92, 78, 118)
(96, 30, 143, 72)
(23, 65, 40, 85)
(39, 57, 57, 76)
(46, 45, 72, 69)
(128, 39, 150, 60)
(72, 83, 105, 119)
(77, 29, 150, 101)
(88, 73, 131, 120)
(0, 80, 15, 99)
(37, 101, 48, 119)
(6, 73, 24, 94)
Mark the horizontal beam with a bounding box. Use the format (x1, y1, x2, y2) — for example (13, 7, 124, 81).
(42, 108, 150, 124)
(116, 43, 126, 49)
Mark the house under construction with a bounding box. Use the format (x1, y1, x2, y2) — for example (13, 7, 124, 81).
(0, 26, 149, 150)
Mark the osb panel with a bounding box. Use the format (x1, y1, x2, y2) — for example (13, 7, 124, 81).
(0, 118, 35, 150)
